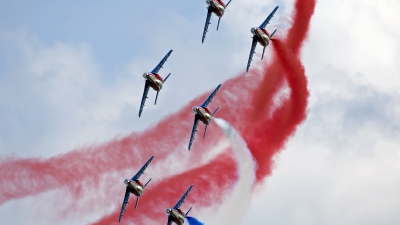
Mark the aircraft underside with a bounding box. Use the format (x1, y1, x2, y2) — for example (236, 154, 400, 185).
(197, 108, 212, 124)
(127, 181, 143, 196)
(147, 74, 163, 91)
(211, 1, 225, 17)
(171, 210, 185, 225)
(256, 31, 270, 46)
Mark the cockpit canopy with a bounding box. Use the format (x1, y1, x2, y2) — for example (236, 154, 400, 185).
(143, 72, 148, 79)
(251, 27, 256, 35)
(124, 179, 129, 186)
(165, 208, 171, 215)
(192, 106, 198, 114)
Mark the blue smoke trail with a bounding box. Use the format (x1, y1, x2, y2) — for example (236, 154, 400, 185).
(186, 216, 204, 225)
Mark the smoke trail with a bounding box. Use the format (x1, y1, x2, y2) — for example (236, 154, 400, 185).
(0, 0, 315, 205)
(0, 0, 316, 223)
(91, 119, 255, 225)
(242, 0, 316, 182)
(212, 118, 256, 225)
(91, 151, 237, 225)
(187, 217, 204, 225)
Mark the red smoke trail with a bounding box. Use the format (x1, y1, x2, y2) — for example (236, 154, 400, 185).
(249, 0, 315, 122)
(242, 0, 316, 182)
(0, 0, 316, 223)
(93, 0, 315, 223)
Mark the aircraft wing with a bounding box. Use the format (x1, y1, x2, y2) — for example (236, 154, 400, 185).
(246, 36, 258, 72)
(131, 156, 154, 180)
(200, 84, 222, 108)
(151, 50, 173, 74)
(139, 80, 151, 117)
(173, 185, 194, 209)
(202, 6, 213, 43)
(188, 114, 200, 150)
(258, 6, 279, 29)
(167, 216, 172, 225)
(118, 187, 131, 222)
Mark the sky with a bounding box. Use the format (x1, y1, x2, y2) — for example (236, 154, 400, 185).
(1, 0, 400, 224)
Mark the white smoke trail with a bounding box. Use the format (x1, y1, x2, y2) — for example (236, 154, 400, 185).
(210, 118, 257, 225)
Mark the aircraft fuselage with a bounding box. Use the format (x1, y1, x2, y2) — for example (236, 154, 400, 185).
(193, 106, 212, 125)
(251, 27, 271, 47)
(166, 208, 185, 225)
(143, 72, 164, 91)
(206, 0, 226, 17)
(125, 179, 144, 197)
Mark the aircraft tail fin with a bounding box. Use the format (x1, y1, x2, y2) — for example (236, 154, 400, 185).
(135, 196, 140, 209)
(203, 125, 208, 138)
(217, 17, 221, 31)
(270, 29, 277, 38)
(212, 106, 220, 116)
(185, 207, 192, 217)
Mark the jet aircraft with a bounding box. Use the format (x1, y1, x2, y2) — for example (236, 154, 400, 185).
(118, 156, 154, 222)
(246, 6, 279, 72)
(188, 84, 221, 150)
(139, 50, 173, 117)
(165, 185, 194, 225)
(202, 0, 233, 43)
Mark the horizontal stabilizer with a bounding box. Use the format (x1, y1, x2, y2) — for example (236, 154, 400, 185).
(270, 29, 277, 37)
(212, 106, 220, 116)
(261, 46, 266, 60)
(185, 207, 192, 216)
(155, 91, 159, 105)
(203, 125, 208, 138)
(135, 196, 140, 209)
(144, 178, 152, 188)
(164, 73, 171, 82)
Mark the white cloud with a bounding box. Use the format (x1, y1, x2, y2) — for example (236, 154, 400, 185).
(0, 0, 400, 224)
(0, 30, 140, 157)
(242, 65, 400, 225)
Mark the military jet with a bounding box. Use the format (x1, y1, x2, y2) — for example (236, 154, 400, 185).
(165, 185, 194, 225)
(139, 50, 173, 117)
(202, 0, 233, 43)
(188, 84, 221, 150)
(118, 156, 154, 222)
(246, 6, 279, 72)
